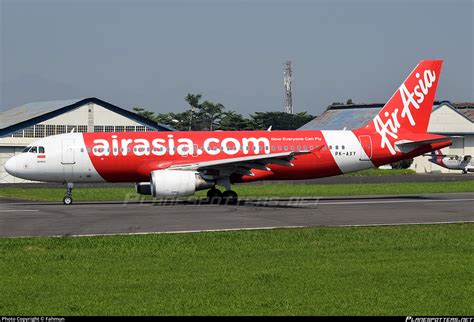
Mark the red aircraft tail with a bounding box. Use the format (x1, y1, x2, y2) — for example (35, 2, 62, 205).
(364, 60, 443, 134)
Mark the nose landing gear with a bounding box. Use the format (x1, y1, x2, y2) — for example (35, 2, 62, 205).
(63, 183, 74, 205)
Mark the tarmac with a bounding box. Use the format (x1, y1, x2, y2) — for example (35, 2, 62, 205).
(0, 192, 472, 238)
(0, 173, 472, 188)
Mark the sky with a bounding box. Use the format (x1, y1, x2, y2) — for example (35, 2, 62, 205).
(0, 0, 472, 116)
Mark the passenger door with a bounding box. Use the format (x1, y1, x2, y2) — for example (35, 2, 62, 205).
(61, 138, 75, 181)
(61, 139, 75, 164)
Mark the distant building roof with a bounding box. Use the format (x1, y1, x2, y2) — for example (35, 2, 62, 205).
(299, 101, 473, 130)
(299, 103, 383, 130)
(0, 99, 83, 129)
(0, 97, 175, 137)
(450, 102, 474, 122)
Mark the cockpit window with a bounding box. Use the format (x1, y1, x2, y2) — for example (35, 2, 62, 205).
(22, 146, 44, 153)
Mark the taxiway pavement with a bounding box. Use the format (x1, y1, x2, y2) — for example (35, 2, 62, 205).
(0, 192, 472, 237)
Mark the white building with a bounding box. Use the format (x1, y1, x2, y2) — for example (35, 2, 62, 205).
(410, 102, 474, 173)
(300, 101, 474, 173)
(0, 97, 174, 183)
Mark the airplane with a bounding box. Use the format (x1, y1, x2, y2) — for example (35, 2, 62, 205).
(425, 150, 473, 174)
(4, 60, 452, 205)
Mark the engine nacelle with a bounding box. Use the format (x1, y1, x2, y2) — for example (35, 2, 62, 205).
(135, 182, 152, 195)
(150, 170, 213, 197)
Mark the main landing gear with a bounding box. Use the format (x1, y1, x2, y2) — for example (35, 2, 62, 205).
(206, 187, 239, 205)
(63, 183, 74, 205)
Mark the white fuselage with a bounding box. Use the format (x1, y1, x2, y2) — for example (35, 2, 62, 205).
(432, 156, 474, 172)
(4, 133, 104, 183)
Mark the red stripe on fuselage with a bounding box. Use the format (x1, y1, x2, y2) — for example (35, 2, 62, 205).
(82, 130, 342, 183)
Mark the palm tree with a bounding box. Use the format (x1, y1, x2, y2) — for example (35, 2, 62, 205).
(185, 94, 202, 131)
(200, 101, 224, 131)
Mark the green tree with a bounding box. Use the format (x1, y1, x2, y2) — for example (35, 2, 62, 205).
(133, 107, 156, 121)
(185, 94, 203, 131)
(250, 112, 314, 130)
(133, 96, 315, 131)
(153, 112, 189, 131)
(220, 111, 251, 130)
(195, 101, 225, 130)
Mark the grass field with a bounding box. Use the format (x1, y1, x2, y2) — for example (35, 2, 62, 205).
(0, 181, 472, 202)
(345, 168, 415, 176)
(0, 224, 472, 315)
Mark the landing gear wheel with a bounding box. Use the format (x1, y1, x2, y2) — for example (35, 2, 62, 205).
(207, 188, 223, 204)
(462, 170, 468, 174)
(222, 190, 238, 205)
(63, 196, 73, 205)
(63, 182, 74, 205)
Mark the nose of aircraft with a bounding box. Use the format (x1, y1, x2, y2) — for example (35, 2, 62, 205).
(4, 157, 17, 176)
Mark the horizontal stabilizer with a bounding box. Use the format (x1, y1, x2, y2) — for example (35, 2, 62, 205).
(395, 137, 451, 153)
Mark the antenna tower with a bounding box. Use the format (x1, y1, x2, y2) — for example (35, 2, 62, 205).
(283, 60, 293, 114)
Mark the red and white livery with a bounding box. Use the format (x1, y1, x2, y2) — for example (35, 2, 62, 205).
(5, 60, 452, 204)
(426, 150, 473, 174)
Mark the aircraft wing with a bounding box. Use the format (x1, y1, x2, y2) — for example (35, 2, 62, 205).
(168, 151, 311, 177)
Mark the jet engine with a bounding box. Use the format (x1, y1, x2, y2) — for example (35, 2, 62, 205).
(135, 182, 152, 195)
(146, 170, 213, 197)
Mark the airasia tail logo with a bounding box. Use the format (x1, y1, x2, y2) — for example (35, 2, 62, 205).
(373, 69, 436, 155)
(91, 135, 271, 157)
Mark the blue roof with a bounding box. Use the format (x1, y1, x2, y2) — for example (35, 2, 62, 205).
(299, 107, 380, 130)
(299, 101, 459, 130)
